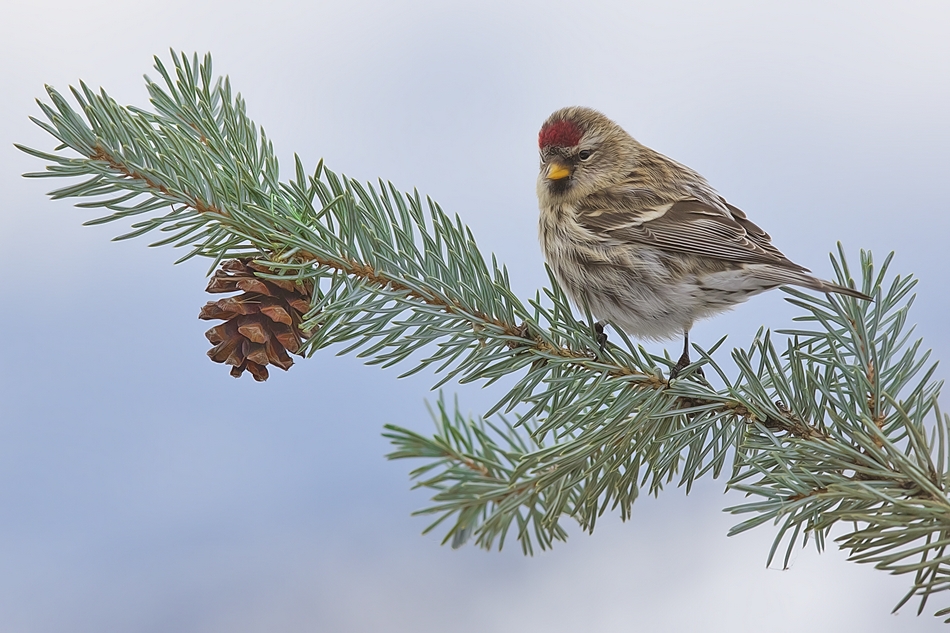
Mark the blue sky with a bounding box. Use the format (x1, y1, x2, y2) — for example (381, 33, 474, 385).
(2, 1, 949, 631)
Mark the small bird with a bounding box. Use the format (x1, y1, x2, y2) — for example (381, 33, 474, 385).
(536, 106, 871, 378)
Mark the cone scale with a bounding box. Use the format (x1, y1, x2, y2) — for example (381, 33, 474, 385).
(199, 259, 314, 381)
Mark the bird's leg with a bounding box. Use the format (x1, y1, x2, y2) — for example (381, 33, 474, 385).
(670, 330, 693, 380)
(595, 321, 608, 353)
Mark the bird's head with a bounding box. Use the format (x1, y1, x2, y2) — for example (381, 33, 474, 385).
(536, 106, 638, 206)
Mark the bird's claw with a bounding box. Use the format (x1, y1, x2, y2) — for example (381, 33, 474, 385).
(669, 351, 689, 381)
(595, 322, 608, 354)
(669, 350, 704, 382)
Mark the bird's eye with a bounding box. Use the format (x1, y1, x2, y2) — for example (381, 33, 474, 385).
(578, 149, 593, 161)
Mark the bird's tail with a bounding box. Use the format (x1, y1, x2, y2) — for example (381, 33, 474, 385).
(754, 265, 873, 301)
(812, 279, 873, 301)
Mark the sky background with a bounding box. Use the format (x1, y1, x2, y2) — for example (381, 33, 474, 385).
(2, 1, 949, 631)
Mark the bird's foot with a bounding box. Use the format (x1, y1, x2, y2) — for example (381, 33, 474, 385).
(595, 321, 608, 353)
(669, 350, 689, 381)
(669, 350, 704, 381)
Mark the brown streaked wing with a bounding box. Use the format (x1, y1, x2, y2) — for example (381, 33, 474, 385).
(577, 197, 808, 270)
(721, 201, 791, 263)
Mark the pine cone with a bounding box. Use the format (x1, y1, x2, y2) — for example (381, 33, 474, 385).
(199, 259, 315, 381)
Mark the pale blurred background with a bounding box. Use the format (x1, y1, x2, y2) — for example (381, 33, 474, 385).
(1, 1, 949, 631)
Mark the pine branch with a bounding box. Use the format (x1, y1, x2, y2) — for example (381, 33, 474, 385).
(18, 51, 950, 622)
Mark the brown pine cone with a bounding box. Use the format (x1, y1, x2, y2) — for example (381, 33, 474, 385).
(199, 259, 315, 381)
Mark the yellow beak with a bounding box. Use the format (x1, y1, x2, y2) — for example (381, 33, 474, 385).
(546, 163, 571, 181)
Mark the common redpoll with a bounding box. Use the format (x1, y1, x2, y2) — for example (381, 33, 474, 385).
(536, 106, 871, 377)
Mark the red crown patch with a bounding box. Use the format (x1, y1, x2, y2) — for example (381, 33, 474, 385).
(539, 119, 582, 150)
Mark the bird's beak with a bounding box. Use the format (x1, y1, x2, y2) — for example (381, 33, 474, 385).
(546, 163, 571, 181)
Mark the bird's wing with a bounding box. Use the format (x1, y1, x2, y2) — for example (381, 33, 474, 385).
(576, 192, 806, 270)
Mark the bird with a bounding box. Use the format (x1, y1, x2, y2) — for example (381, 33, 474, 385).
(535, 106, 871, 378)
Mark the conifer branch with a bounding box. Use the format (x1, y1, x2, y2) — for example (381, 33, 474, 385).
(18, 51, 950, 622)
